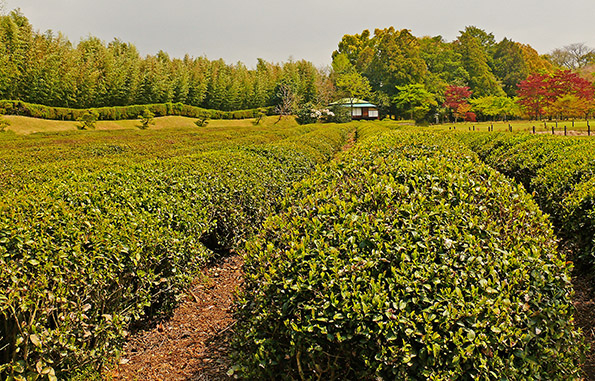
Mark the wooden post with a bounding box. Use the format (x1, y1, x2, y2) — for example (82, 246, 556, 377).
(572, 120, 575, 129)
(552, 125, 555, 135)
(473, 125, 475, 131)
(588, 121, 591, 136)
(544, 120, 546, 129)
(532, 126, 535, 134)
(491, 123, 493, 132)
(564, 125, 567, 136)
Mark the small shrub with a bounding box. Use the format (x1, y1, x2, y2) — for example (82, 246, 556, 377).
(194, 117, 209, 127)
(328, 105, 351, 123)
(0, 114, 9, 132)
(77, 110, 99, 130)
(252, 112, 266, 126)
(138, 108, 155, 129)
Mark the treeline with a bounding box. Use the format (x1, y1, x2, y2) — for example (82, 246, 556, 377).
(0, 10, 333, 111)
(333, 26, 595, 122)
(2, 8, 595, 123)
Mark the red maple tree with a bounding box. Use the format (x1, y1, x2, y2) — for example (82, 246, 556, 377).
(444, 85, 473, 122)
(518, 70, 594, 120)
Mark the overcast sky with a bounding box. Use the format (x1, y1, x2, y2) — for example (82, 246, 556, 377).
(4, 0, 595, 68)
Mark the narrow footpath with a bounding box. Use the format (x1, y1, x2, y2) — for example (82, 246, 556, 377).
(109, 128, 357, 380)
(572, 268, 595, 379)
(110, 254, 242, 380)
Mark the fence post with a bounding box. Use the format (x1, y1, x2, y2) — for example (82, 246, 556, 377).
(564, 125, 567, 136)
(552, 125, 555, 135)
(533, 126, 536, 134)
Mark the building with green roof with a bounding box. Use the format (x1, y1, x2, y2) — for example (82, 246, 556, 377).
(329, 98, 379, 120)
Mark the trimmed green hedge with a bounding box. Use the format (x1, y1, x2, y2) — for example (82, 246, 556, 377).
(460, 132, 595, 264)
(233, 128, 583, 379)
(0, 124, 351, 379)
(0, 100, 274, 121)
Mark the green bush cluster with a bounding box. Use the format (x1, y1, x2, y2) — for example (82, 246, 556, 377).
(460, 132, 595, 265)
(234, 128, 582, 379)
(0, 100, 273, 121)
(0, 124, 351, 379)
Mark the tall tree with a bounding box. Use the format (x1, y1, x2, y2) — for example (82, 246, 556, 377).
(393, 83, 437, 121)
(366, 27, 427, 96)
(547, 43, 595, 70)
(492, 38, 529, 96)
(455, 29, 504, 97)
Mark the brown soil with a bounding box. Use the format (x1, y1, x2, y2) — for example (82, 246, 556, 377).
(109, 254, 243, 380)
(340, 129, 357, 152)
(573, 269, 595, 380)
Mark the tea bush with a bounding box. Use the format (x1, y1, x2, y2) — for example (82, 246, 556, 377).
(460, 132, 595, 264)
(0, 123, 351, 379)
(234, 129, 582, 379)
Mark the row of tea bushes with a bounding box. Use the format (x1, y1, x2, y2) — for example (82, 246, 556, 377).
(234, 128, 582, 379)
(0, 123, 319, 194)
(459, 132, 595, 265)
(0, 124, 351, 379)
(0, 100, 273, 121)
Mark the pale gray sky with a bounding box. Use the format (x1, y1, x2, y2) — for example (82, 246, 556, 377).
(4, 0, 595, 67)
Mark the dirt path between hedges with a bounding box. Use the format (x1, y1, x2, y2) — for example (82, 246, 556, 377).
(109, 254, 242, 380)
(572, 269, 595, 379)
(108, 129, 359, 380)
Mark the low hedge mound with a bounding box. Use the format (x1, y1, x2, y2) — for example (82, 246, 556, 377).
(0, 99, 273, 121)
(460, 132, 595, 265)
(234, 129, 582, 379)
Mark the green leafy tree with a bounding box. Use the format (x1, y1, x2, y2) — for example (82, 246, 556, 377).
(76, 109, 98, 130)
(366, 27, 427, 96)
(138, 108, 155, 129)
(470, 96, 518, 121)
(455, 29, 504, 97)
(492, 38, 529, 96)
(393, 83, 437, 121)
(335, 71, 371, 101)
(0, 112, 9, 132)
(419, 36, 469, 94)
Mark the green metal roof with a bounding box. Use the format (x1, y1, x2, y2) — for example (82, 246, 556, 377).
(329, 98, 378, 108)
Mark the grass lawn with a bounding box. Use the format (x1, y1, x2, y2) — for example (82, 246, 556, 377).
(1, 115, 299, 135)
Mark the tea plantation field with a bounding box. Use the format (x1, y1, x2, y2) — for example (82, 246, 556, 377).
(0, 120, 352, 379)
(0, 120, 587, 379)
